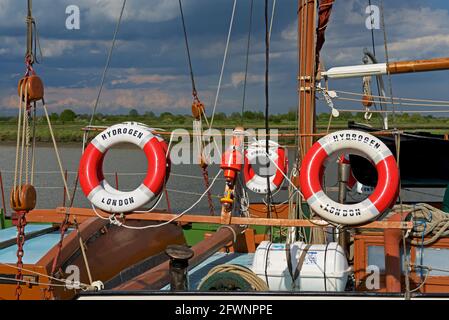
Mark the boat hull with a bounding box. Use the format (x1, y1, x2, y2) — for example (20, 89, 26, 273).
(0, 217, 185, 300)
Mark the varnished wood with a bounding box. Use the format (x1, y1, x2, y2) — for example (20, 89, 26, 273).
(27, 207, 413, 230)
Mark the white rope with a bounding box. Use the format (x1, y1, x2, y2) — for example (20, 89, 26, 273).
(42, 104, 72, 202)
(13, 83, 24, 191)
(18, 87, 29, 189)
(334, 89, 449, 106)
(268, 0, 276, 43)
(0, 170, 224, 181)
(338, 108, 449, 114)
(92, 169, 223, 230)
(0, 261, 91, 289)
(209, 0, 237, 129)
(335, 95, 449, 108)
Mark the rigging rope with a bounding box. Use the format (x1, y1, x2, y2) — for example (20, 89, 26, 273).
(87, 0, 126, 129)
(178, 0, 198, 98)
(240, 0, 254, 125)
(198, 264, 269, 291)
(394, 203, 449, 246)
(264, 0, 274, 240)
(209, 0, 237, 129)
(43, 0, 128, 289)
(92, 169, 223, 230)
(380, 0, 395, 124)
(334, 90, 449, 105)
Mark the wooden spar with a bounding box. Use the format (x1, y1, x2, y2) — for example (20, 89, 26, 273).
(298, 0, 318, 161)
(388, 57, 449, 74)
(26, 207, 413, 230)
(323, 57, 449, 79)
(113, 225, 242, 290)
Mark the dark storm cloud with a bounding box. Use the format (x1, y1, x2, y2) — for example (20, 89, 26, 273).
(2, 0, 449, 116)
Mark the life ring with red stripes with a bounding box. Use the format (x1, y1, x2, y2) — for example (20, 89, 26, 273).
(79, 122, 167, 213)
(96, 124, 171, 195)
(299, 130, 399, 225)
(243, 140, 288, 194)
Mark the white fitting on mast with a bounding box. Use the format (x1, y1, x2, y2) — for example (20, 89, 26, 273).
(322, 63, 387, 79)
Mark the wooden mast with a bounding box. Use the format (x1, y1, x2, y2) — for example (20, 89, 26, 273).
(26, 0, 33, 63)
(297, 0, 327, 244)
(297, 0, 317, 161)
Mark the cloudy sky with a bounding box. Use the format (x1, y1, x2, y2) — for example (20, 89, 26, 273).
(1, 0, 449, 117)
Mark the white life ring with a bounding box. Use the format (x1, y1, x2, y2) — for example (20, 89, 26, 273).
(96, 123, 171, 195)
(243, 140, 288, 194)
(79, 122, 167, 213)
(299, 130, 399, 225)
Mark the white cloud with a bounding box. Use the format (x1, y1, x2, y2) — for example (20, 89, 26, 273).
(230, 72, 264, 87)
(1, 86, 194, 113)
(111, 74, 181, 86)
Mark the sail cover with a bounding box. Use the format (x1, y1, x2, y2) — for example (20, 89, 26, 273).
(316, 0, 334, 71)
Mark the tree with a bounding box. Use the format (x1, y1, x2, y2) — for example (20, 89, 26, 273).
(129, 109, 139, 117)
(59, 109, 76, 122)
(144, 111, 156, 119)
(214, 112, 227, 121)
(50, 112, 59, 122)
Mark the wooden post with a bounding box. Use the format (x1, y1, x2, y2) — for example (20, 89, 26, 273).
(384, 214, 403, 293)
(298, 0, 325, 244)
(0, 171, 7, 221)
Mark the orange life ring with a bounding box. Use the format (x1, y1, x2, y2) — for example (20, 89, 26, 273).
(79, 122, 167, 213)
(299, 130, 399, 225)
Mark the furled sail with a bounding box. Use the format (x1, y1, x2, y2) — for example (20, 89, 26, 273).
(316, 0, 334, 72)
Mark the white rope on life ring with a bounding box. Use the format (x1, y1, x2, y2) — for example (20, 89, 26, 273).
(243, 140, 288, 194)
(79, 122, 167, 213)
(299, 130, 399, 225)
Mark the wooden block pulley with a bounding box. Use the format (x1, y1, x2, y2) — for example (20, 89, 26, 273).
(10, 184, 37, 212)
(191, 100, 205, 120)
(17, 75, 44, 103)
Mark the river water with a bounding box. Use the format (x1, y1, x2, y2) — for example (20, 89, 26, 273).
(0, 143, 444, 215)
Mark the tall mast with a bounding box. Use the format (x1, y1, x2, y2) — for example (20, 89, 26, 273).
(26, 0, 34, 64)
(297, 0, 317, 161)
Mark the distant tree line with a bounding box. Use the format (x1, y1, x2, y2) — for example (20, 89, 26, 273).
(0, 108, 448, 125)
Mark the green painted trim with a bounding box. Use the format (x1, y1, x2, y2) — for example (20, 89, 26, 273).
(182, 223, 268, 247)
(0, 209, 4, 229)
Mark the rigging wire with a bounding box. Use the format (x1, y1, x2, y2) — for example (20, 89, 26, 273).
(209, 0, 237, 129)
(87, 0, 127, 129)
(366, 0, 383, 116)
(264, 0, 273, 241)
(178, 0, 197, 97)
(240, 0, 254, 125)
(333, 90, 449, 105)
(380, 0, 395, 125)
(334, 95, 449, 108)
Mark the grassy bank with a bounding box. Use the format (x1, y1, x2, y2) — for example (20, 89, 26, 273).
(1, 111, 449, 143)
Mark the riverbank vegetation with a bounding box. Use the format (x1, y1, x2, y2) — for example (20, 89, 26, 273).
(1, 108, 449, 142)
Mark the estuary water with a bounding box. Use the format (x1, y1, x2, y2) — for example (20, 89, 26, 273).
(0, 143, 444, 215)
